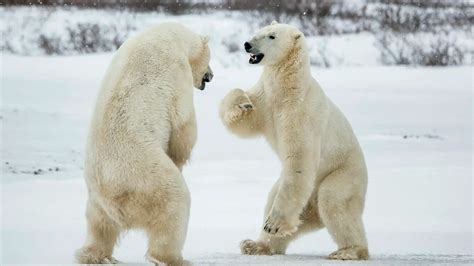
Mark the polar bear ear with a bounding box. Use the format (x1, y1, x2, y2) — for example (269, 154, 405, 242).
(201, 35, 210, 44)
(271, 20, 279, 25)
(294, 31, 303, 40)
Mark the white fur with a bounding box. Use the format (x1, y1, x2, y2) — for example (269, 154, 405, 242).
(220, 22, 369, 260)
(75, 22, 211, 265)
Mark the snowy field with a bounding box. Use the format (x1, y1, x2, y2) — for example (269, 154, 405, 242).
(1, 51, 473, 264)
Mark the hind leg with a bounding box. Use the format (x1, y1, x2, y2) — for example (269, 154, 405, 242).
(143, 155, 191, 265)
(145, 194, 190, 265)
(241, 180, 323, 255)
(145, 188, 190, 265)
(75, 198, 120, 264)
(318, 168, 369, 260)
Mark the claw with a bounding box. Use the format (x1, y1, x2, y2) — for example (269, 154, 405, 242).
(238, 103, 253, 111)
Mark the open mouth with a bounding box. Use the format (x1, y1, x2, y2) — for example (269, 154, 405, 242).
(249, 53, 264, 64)
(198, 80, 206, 90)
(198, 71, 213, 91)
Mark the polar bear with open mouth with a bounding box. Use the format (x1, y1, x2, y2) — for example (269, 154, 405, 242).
(220, 21, 369, 260)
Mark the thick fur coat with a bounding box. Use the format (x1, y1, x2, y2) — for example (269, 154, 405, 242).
(220, 21, 369, 260)
(76, 22, 212, 265)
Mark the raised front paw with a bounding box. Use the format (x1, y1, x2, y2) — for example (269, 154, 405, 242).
(263, 209, 300, 237)
(220, 89, 254, 123)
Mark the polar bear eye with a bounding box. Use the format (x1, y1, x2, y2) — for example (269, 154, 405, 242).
(269, 35, 276, 40)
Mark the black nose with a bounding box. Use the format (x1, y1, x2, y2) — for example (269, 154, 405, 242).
(244, 42, 252, 52)
(204, 72, 213, 82)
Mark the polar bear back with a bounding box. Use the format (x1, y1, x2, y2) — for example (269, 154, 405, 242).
(85, 23, 206, 185)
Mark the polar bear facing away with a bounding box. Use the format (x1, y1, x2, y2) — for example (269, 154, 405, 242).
(75, 23, 213, 265)
(220, 21, 369, 260)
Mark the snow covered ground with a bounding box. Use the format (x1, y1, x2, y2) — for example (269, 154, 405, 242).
(1, 53, 473, 264)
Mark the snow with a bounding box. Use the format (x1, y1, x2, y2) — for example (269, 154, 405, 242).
(1, 52, 473, 264)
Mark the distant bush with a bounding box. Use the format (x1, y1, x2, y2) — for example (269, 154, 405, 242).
(376, 31, 469, 66)
(370, 1, 473, 33)
(38, 34, 62, 55)
(4, 21, 136, 55)
(308, 39, 332, 68)
(67, 22, 134, 54)
(0, 7, 138, 55)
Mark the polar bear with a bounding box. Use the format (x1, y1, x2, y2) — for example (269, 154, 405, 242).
(219, 21, 369, 260)
(75, 23, 213, 265)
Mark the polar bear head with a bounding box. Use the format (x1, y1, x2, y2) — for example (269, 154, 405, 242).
(189, 35, 213, 90)
(244, 21, 304, 66)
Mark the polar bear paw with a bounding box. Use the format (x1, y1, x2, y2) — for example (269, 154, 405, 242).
(221, 89, 254, 123)
(238, 102, 254, 111)
(75, 247, 119, 264)
(146, 254, 190, 266)
(263, 209, 299, 237)
(328, 246, 369, 260)
(240, 239, 272, 255)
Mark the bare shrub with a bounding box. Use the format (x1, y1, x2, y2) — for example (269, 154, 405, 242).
(376, 31, 468, 66)
(66, 23, 133, 54)
(371, 1, 474, 33)
(416, 41, 465, 66)
(309, 39, 332, 68)
(38, 34, 62, 55)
